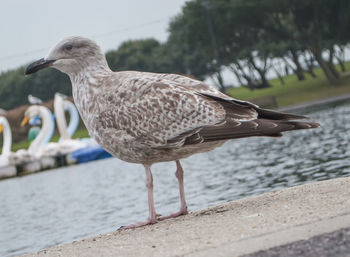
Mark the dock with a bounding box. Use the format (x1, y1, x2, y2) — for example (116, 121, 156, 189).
(21, 176, 350, 257)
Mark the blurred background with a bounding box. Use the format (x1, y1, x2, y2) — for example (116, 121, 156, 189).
(1, 0, 350, 256)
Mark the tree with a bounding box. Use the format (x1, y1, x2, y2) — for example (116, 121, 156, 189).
(106, 39, 165, 72)
(259, 0, 349, 84)
(212, 0, 274, 89)
(167, 1, 227, 91)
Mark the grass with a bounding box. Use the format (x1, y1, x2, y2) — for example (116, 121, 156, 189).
(10, 62, 350, 151)
(227, 61, 350, 107)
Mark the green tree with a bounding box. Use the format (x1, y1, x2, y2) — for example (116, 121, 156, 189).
(239, 0, 350, 84)
(106, 39, 164, 72)
(167, 0, 226, 91)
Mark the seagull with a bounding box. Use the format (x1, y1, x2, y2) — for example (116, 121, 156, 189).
(25, 36, 320, 229)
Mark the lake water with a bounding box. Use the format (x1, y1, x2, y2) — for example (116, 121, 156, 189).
(1, 101, 350, 257)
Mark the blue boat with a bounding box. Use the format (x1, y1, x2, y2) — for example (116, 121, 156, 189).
(67, 145, 112, 164)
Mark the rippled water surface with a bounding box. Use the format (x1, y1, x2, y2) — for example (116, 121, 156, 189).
(1, 101, 350, 256)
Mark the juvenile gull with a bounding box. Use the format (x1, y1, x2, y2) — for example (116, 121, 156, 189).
(25, 36, 320, 228)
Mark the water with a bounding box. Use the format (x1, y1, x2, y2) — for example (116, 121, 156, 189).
(1, 101, 350, 257)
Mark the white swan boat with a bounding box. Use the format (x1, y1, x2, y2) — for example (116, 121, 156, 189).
(0, 117, 17, 179)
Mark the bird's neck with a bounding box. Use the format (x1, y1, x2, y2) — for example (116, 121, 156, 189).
(70, 63, 112, 90)
(69, 65, 112, 132)
(68, 54, 111, 80)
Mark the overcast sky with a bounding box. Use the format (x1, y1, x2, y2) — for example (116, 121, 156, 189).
(0, 0, 188, 73)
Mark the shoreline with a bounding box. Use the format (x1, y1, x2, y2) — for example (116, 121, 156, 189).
(21, 176, 350, 257)
(277, 92, 350, 112)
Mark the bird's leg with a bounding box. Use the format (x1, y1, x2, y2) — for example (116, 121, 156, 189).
(119, 164, 158, 229)
(145, 164, 158, 222)
(175, 160, 188, 215)
(159, 160, 188, 220)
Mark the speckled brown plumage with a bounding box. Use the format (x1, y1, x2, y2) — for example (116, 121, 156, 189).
(25, 36, 320, 228)
(71, 69, 318, 165)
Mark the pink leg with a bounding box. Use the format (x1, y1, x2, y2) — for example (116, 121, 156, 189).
(119, 164, 158, 229)
(159, 160, 188, 220)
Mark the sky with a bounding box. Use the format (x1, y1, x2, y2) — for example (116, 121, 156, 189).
(0, 0, 189, 73)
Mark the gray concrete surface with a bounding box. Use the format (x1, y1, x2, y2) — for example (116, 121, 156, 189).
(243, 227, 350, 257)
(21, 176, 350, 257)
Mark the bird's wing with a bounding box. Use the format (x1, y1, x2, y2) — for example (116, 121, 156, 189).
(96, 80, 259, 148)
(173, 92, 319, 144)
(96, 73, 318, 149)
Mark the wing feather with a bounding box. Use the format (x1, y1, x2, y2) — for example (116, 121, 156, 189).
(97, 73, 319, 150)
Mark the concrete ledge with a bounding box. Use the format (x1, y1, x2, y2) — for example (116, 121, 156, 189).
(22, 176, 350, 257)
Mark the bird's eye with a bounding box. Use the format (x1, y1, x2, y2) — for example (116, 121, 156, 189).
(64, 44, 73, 51)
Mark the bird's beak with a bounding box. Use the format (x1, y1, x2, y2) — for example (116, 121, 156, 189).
(0, 125, 3, 133)
(21, 117, 30, 127)
(25, 58, 55, 75)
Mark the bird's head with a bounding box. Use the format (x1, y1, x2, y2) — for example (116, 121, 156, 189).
(25, 36, 109, 77)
